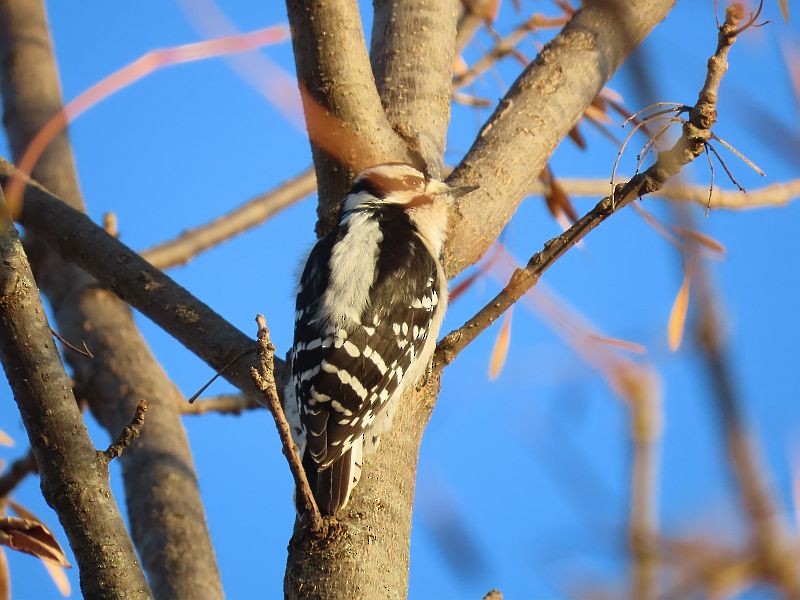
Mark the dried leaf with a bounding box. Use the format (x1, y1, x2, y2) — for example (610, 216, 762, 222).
(0, 431, 13, 448)
(540, 166, 579, 224)
(5, 502, 70, 568)
(42, 559, 71, 597)
(488, 309, 512, 380)
(567, 125, 586, 150)
(673, 226, 727, 254)
(667, 268, 691, 352)
(584, 102, 613, 124)
(779, 0, 790, 22)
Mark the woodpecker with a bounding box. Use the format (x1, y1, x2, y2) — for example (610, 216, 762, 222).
(284, 162, 478, 515)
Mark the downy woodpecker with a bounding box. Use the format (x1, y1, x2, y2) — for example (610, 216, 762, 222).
(285, 163, 478, 515)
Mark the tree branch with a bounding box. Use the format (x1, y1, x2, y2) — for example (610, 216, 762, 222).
(436, 2, 746, 366)
(0, 450, 36, 499)
(102, 400, 148, 463)
(371, 0, 459, 176)
(0, 2, 223, 596)
(0, 188, 151, 600)
(539, 177, 800, 210)
(444, 0, 677, 278)
(251, 315, 323, 532)
(285, 0, 410, 235)
(179, 394, 261, 416)
(142, 168, 317, 270)
(688, 215, 800, 594)
(627, 384, 662, 600)
(0, 158, 270, 390)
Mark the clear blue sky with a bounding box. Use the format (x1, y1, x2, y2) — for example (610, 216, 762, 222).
(1, 1, 799, 598)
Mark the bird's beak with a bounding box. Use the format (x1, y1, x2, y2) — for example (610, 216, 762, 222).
(448, 184, 479, 199)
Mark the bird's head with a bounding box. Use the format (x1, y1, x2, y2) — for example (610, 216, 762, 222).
(343, 163, 479, 214)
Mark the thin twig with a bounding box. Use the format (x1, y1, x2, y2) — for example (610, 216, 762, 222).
(250, 315, 323, 533)
(50, 327, 93, 358)
(142, 168, 316, 270)
(627, 381, 662, 600)
(179, 394, 262, 416)
(186, 348, 256, 404)
(0, 450, 37, 499)
(453, 14, 567, 89)
(706, 142, 746, 192)
(704, 143, 716, 217)
(709, 132, 765, 176)
(436, 3, 753, 367)
(102, 400, 148, 462)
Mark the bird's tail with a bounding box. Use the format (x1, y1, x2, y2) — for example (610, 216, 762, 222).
(302, 438, 363, 516)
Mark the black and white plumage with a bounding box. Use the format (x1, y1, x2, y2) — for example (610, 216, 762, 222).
(284, 163, 478, 515)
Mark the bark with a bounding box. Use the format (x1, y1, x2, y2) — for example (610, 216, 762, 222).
(0, 189, 151, 600)
(284, 376, 442, 600)
(285, 0, 411, 235)
(3, 1, 680, 597)
(444, 0, 677, 277)
(370, 0, 459, 176)
(0, 2, 223, 598)
(284, 1, 676, 598)
(0, 160, 269, 392)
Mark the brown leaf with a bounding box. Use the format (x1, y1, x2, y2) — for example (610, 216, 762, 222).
(667, 268, 692, 352)
(567, 125, 586, 150)
(779, 0, 790, 22)
(541, 167, 579, 224)
(488, 308, 512, 380)
(0, 431, 13, 448)
(672, 226, 727, 255)
(42, 559, 71, 597)
(2, 503, 70, 568)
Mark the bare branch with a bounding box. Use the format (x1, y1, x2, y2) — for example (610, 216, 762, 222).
(0, 450, 36, 499)
(0, 1, 224, 593)
(102, 400, 148, 462)
(444, 0, 677, 277)
(0, 188, 151, 599)
(179, 394, 261, 416)
(627, 382, 662, 600)
(0, 158, 272, 394)
(453, 14, 568, 90)
(371, 0, 459, 175)
(688, 219, 800, 593)
(436, 2, 749, 365)
(250, 315, 323, 532)
(142, 168, 317, 270)
(539, 177, 800, 209)
(285, 0, 409, 235)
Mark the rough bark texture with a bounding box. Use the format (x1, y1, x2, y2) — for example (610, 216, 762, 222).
(282, 1, 676, 598)
(0, 161, 268, 392)
(0, 2, 223, 598)
(285, 376, 441, 600)
(285, 0, 411, 235)
(371, 0, 459, 176)
(0, 189, 151, 600)
(444, 0, 677, 277)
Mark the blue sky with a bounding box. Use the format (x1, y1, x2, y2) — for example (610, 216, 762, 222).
(1, 1, 799, 598)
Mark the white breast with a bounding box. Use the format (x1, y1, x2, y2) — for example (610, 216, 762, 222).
(318, 212, 382, 325)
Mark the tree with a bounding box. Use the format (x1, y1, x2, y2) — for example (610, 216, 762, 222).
(0, 0, 799, 598)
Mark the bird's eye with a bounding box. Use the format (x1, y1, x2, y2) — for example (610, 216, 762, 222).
(403, 176, 420, 189)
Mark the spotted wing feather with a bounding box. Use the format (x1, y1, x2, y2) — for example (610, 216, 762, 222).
(292, 227, 439, 471)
